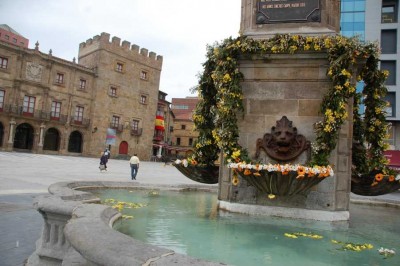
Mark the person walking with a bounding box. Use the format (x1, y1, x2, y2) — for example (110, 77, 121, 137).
(129, 153, 140, 180)
(99, 151, 108, 171)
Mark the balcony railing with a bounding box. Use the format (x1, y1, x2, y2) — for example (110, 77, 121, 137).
(131, 128, 143, 136)
(3, 105, 49, 121)
(2, 105, 72, 124)
(110, 123, 124, 132)
(50, 114, 68, 124)
(70, 116, 90, 127)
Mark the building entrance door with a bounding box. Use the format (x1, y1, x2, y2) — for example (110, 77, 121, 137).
(119, 141, 128, 154)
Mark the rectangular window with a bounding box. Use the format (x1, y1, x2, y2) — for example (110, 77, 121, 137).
(111, 115, 120, 128)
(384, 92, 396, 117)
(140, 70, 148, 80)
(0, 90, 4, 111)
(12, 38, 17, 43)
(0, 57, 8, 69)
(110, 86, 117, 97)
(51, 101, 61, 120)
(176, 137, 181, 146)
(140, 95, 147, 104)
(381, 60, 397, 85)
(181, 125, 186, 130)
(116, 63, 123, 72)
(75, 106, 84, 123)
(79, 79, 86, 90)
(189, 138, 193, 146)
(23, 96, 35, 116)
(5, 35, 9, 40)
(56, 73, 64, 84)
(382, 0, 398, 23)
(131, 120, 139, 131)
(381, 29, 397, 54)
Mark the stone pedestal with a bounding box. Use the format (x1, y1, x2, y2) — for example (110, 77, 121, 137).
(241, 0, 340, 38)
(218, 52, 353, 221)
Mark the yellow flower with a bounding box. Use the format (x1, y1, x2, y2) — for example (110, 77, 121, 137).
(284, 233, 298, 238)
(223, 73, 232, 83)
(268, 194, 276, 199)
(341, 69, 351, 78)
(232, 174, 239, 186)
(232, 150, 241, 159)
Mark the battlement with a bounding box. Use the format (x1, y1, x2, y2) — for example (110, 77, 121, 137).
(78, 32, 163, 68)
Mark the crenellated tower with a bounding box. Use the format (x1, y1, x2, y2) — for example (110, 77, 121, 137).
(78, 32, 163, 159)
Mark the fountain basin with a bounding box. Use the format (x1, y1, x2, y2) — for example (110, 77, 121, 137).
(27, 181, 400, 266)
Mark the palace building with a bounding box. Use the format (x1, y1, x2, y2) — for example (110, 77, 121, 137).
(0, 25, 165, 160)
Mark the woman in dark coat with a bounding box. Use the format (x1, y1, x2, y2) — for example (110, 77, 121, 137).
(99, 152, 108, 171)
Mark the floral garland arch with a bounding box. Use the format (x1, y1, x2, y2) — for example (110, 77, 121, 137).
(180, 34, 399, 192)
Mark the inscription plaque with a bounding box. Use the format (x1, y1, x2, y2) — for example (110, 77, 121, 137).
(256, 0, 321, 24)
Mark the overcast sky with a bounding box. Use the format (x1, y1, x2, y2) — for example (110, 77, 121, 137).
(1, 0, 241, 101)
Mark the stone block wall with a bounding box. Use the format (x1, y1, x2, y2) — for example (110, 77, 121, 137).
(218, 52, 353, 216)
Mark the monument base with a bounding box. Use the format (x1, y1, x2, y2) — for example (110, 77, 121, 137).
(218, 200, 350, 221)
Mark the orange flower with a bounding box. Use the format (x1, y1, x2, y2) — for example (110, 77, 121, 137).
(282, 170, 289, 175)
(297, 166, 306, 177)
(375, 173, 384, 182)
(388, 175, 395, 182)
(244, 169, 252, 176)
(190, 159, 198, 165)
(308, 170, 315, 177)
(322, 171, 330, 177)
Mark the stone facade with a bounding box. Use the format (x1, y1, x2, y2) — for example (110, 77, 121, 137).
(0, 32, 163, 160)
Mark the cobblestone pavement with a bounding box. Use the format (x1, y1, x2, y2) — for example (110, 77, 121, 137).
(0, 151, 399, 266)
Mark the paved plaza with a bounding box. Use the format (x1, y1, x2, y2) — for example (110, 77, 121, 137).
(0, 151, 399, 266)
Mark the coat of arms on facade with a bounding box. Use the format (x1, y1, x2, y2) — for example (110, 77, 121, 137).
(26, 62, 43, 82)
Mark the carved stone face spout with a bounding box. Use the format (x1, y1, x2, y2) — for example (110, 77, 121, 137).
(255, 116, 310, 162)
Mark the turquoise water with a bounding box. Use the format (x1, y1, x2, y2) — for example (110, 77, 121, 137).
(93, 189, 400, 266)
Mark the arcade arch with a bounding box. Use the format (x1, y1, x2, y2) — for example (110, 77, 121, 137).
(43, 127, 60, 151)
(13, 123, 34, 150)
(68, 130, 83, 153)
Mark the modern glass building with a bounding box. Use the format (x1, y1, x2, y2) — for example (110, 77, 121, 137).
(341, 0, 399, 149)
